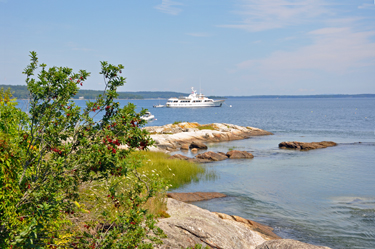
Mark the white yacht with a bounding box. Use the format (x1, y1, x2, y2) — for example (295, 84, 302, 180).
(166, 87, 225, 108)
(140, 111, 155, 121)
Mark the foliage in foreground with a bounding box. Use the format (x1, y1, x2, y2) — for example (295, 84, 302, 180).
(0, 52, 166, 248)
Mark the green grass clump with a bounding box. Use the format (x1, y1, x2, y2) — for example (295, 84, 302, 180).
(197, 125, 215, 130)
(172, 121, 184, 125)
(136, 151, 205, 189)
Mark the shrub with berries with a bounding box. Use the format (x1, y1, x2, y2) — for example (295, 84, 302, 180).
(0, 52, 164, 248)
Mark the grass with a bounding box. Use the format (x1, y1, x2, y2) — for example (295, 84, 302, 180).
(197, 125, 215, 131)
(77, 150, 213, 227)
(136, 151, 206, 189)
(172, 121, 184, 125)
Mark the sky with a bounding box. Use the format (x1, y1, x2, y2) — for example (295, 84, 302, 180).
(0, 0, 374, 96)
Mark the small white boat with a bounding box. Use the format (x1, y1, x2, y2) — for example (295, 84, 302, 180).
(166, 87, 225, 108)
(140, 111, 155, 121)
(153, 104, 165, 108)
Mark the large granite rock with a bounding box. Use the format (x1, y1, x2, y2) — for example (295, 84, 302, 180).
(196, 151, 228, 161)
(144, 122, 272, 152)
(167, 192, 226, 202)
(279, 141, 337, 151)
(156, 198, 266, 249)
(226, 150, 254, 159)
(256, 239, 331, 249)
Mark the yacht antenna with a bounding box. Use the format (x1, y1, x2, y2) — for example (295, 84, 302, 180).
(200, 77, 201, 95)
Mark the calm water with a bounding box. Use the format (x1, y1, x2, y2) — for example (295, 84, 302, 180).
(19, 97, 375, 248)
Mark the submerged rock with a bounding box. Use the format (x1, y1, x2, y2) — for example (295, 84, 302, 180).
(167, 192, 226, 202)
(279, 141, 337, 151)
(256, 239, 331, 249)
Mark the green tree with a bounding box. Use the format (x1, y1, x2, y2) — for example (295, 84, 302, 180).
(0, 52, 165, 248)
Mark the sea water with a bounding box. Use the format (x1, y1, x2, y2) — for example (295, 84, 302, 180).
(18, 97, 375, 248)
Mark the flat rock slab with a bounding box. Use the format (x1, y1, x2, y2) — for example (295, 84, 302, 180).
(167, 192, 227, 202)
(157, 198, 332, 249)
(256, 239, 331, 249)
(279, 141, 337, 151)
(156, 198, 266, 249)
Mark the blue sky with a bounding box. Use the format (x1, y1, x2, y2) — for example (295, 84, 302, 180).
(1, 0, 374, 96)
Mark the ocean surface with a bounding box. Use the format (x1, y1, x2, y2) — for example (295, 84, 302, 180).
(19, 97, 375, 249)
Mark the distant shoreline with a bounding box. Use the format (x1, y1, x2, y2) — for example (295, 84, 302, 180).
(15, 95, 375, 101)
(3, 85, 375, 100)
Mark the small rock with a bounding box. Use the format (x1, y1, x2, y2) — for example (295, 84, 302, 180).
(226, 150, 254, 159)
(196, 151, 228, 161)
(189, 141, 208, 150)
(180, 144, 190, 150)
(191, 148, 198, 153)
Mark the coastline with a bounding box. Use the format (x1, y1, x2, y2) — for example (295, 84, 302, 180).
(145, 122, 332, 248)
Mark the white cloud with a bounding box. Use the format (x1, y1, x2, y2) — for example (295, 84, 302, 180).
(219, 0, 330, 32)
(358, 3, 375, 9)
(235, 27, 375, 76)
(155, 0, 183, 15)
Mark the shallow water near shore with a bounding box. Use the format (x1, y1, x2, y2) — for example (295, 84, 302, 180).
(18, 97, 375, 248)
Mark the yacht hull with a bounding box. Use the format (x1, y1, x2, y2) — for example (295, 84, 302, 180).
(166, 100, 224, 108)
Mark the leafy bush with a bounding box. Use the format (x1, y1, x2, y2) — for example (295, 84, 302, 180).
(0, 52, 165, 248)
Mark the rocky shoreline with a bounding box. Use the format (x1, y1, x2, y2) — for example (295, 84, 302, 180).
(157, 197, 331, 249)
(144, 123, 333, 248)
(144, 122, 273, 152)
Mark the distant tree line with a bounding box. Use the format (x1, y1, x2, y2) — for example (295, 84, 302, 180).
(2, 85, 373, 99)
(0, 85, 194, 99)
(0, 85, 144, 99)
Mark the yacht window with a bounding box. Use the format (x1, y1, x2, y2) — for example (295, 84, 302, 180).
(174, 101, 178, 103)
